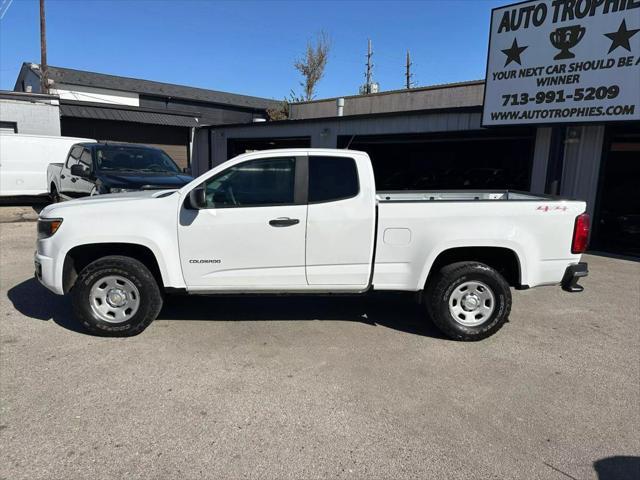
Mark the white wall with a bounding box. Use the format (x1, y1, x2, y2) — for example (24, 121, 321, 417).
(49, 83, 139, 106)
(0, 98, 61, 136)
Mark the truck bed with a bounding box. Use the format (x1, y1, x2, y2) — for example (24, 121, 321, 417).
(376, 190, 552, 202)
(372, 191, 585, 292)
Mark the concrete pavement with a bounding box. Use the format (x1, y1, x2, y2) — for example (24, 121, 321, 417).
(0, 214, 638, 479)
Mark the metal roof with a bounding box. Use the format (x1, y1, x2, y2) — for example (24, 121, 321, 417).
(0, 90, 59, 103)
(20, 63, 280, 110)
(290, 80, 486, 105)
(59, 102, 199, 127)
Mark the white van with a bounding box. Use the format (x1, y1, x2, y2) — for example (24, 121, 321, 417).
(0, 133, 96, 199)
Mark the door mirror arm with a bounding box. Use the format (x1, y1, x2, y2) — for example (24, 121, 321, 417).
(188, 187, 207, 210)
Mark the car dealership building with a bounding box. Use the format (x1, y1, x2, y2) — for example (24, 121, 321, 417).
(191, 80, 639, 258)
(6, 1, 639, 257)
(192, 0, 640, 258)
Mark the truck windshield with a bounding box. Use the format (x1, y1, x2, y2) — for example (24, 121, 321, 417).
(95, 146, 181, 173)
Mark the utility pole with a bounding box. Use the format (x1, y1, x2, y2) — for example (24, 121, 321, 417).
(39, 0, 48, 94)
(365, 38, 373, 94)
(405, 50, 414, 89)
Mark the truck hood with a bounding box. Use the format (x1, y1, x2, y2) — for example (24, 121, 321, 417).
(40, 190, 178, 218)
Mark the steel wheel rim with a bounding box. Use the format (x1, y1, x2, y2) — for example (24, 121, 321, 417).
(89, 275, 140, 324)
(448, 280, 495, 327)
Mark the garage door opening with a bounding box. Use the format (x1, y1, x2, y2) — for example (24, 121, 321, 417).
(592, 124, 640, 258)
(338, 129, 535, 191)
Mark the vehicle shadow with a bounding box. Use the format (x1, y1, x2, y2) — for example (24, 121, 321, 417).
(0, 200, 48, 212)
(7, 277, 447, 340)
(593, 456, 640, 480)
(6, 277, 89, 334)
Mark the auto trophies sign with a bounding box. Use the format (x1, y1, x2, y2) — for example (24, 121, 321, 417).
(482, 0, 640, 126)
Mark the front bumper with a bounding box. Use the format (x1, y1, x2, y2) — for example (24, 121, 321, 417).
(561, 262, 588, 292)
(34, 251, 62, 294)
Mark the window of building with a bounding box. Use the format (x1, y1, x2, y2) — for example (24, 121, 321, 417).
(204, 157, 296, 208)
(308, 156, 359, 203)
(0, 121, 17, 133)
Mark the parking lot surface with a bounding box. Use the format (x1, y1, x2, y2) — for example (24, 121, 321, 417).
(1, 209, 638, 480)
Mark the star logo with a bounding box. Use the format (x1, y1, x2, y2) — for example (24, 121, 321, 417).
(604, 19, 639, 54)
(501, 38, 527, 67)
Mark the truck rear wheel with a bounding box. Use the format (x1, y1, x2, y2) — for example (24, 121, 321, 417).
(71, 255, 163, 336)
(426, 262, 511, 341)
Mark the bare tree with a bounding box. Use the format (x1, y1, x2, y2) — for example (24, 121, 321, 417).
(294, 31, 330, 101)
(266, 97, 290, 121)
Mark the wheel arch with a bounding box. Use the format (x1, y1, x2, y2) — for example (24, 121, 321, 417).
(422, 246, 523, 290)
(63, 243, 165, 294)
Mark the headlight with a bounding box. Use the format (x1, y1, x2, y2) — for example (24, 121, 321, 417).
(38, 218, 63, 239)
(109, 188, 139, 193)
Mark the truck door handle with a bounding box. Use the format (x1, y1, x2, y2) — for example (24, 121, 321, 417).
(269, 217, 299, 227)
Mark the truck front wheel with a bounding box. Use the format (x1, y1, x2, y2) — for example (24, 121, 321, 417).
(426, 262, 511, 341)
(71, 256, 163, 336)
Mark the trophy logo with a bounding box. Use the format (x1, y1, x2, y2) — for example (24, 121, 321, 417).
(550, 25, 586, 60)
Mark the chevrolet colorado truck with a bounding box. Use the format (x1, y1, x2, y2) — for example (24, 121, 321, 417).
(35, 148, 589, 340)
(47, 142, 192, 201)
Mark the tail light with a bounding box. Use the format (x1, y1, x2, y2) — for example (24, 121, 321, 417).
(571, 213, 590, 254)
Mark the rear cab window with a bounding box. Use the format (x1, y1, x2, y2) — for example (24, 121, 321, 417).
(308, 156, 359, 203)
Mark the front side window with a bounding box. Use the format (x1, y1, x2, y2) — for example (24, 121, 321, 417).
(203, 157, 296, 208)
(79, 149, 92, 168)
(308, 156, 359, 203)
(65, 145, 83, 168)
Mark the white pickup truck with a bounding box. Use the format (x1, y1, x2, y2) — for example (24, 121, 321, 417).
(35, 148, 589, 340)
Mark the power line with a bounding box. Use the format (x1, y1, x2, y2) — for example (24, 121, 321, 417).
(0, 0, 14, 20)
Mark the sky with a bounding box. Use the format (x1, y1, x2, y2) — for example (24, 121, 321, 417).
(0, 0, 508, 100)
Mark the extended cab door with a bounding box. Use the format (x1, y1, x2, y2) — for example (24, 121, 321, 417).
(305, 154, 376, 287)
(178, 155, 308, 290)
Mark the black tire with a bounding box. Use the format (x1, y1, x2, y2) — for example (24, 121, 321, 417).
(50, 185, 61, 203)
(71, 255, 163, 336)
(425, 261, 511, 341)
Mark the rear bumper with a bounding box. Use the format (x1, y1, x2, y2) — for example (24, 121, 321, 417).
(561, 262, 588, 292)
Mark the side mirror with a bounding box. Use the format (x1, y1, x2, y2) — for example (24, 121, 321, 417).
(70, 164, 90, 178)
(188, 187, 207, 210)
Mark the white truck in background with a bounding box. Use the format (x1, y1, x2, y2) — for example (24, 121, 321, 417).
(35, 149, 589, 340)
(0, 133, 95, 200)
